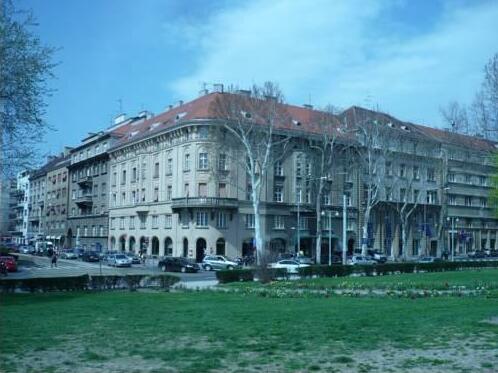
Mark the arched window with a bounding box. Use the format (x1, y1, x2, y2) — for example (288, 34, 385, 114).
(216, 238, 225, 256)
(151, 237, 159, 256)
(165, 237, 173, 256)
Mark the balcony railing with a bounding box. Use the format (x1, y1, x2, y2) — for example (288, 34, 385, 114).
(75, 195, 93, 206)
(171, 197, 239, 210)
(77, 176, 93, 186)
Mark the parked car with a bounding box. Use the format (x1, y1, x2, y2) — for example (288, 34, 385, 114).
(202, 255, 240, 271)
(81, 251, 100, 262)
(73, 248, 85, 259)
(158, 257, 200, 273)
(295, 255, 314, 265)
(348, 255, 376, 265)
(469, 251, 486, 259)
(268, 259, 310, 274)
(60, 249, 78, 260)
(125, 254, 141, 264)
(107, 254, 132, 267)
(367, 249, 387, 263)
(19, 245, 35, 255)
(417, 256, 441, 263)
(0, 256, 17, 272)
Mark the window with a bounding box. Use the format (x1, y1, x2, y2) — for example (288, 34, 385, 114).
(479, 176, 487, 186)
(296, 186, 302, 203)
(164, 214, 172, 228)
(154, 187, 159, 202)
(413, 189, 420, 203)
(246, 184, 252, 201)
(84, 226, 88, 236)
(412, 239, 420, 256)
(100, 226, 104, 236)
(121, 169, 126, 185)
(112, 171, 117, 186)
(480, 198, 487, 208)
(305, 162, 312, 176)
(140, 216, 147, 229)
(322, 192, 331, 205)
(198, 152, 208, 170)
(132, 167, 137, 182)
(72, 190, 76, 200)
(141, 188, 146, 202)
(296, 158, 302, 176)
(218, 183, 227, 198)
(448, 173, 455, 182)
(131, 191, 136, 204)
(167, 158, 173, 175)
(184, 153, 190, 171)
(129, 216, 135, 229)
(119, 217, 125, 229)
(101, 162, 107, 174)
(196, 211, 208, 227)
(93, 184, 98, 196)
(386, 162, 392, 176)
(121, 192, 126, 205)
(413, 166, 419, 180)
(218, 153, 227, 171)
(449, 195, 457, 205)
(274, 215, 285, 229)
(345, 192, 352, 206)
(166, 185, 172, 201)
(181, 212, 189, 228)
(400, 188, 406, 202)
(154, 162, 160, 178)
(299, 216, 308, 230)
(110, 218, 116, 229)
(152, 215, 159, 229)
(198, 183, 207, 197)
(101, 183, 106, 196)
(246, 214, 255, 228)
(399, 164, 406, 178)
(465, 174, 472, 184)
(427, 168, 435, 182)
(465, 196, 472, 206)
(274, 160, 283, 176)
(112, 193, 117, 207)
(426, 191, 437, 204)
(184, 183, 190, 197)
(141, 162, 147, 180)
(216, 212, 227, 229)
(274, 185, 283, 202)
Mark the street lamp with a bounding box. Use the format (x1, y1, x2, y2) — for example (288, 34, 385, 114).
(447, 216, 459, 262)
(321, 210, 339, 266)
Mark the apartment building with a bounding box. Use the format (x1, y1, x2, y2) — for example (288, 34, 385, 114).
(66, 113, 149, 251)
(106, 92, 497, 262)
(9, 171, 30, 244)
(44, 154, 71, 249)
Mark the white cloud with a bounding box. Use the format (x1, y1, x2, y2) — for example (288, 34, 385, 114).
(168, 0, 498, 127)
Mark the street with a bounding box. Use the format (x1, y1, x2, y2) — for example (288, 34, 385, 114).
(8, 254, 217, 284)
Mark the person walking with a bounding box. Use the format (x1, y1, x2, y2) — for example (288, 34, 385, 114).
(51, 252, 58, 268)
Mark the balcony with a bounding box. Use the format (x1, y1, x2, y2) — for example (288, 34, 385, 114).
(75, 195, 93, 206)
(77, 175, 93, 186)
(29, 215, 40, 222)
(171, 197, 239, 211)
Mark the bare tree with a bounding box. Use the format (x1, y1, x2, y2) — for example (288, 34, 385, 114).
(209, 83, 291, 264)
(354, 120, 394, 256)
(471, 53, 498, 139)
(439, 101, 470, 134)
(307, 106, 345, 264)
(0, 1, 56, 177)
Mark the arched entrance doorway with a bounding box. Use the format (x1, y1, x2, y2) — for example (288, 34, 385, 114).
(164, 237, 173, 256)
(67, 229, 73, 248)
(139, 237, 148, 255)
(270, 238, 286, 254)
(216, 238, 225, 256)
(347, 238, 355, 256)
(110, 236, 116, 250)
(151, 237, 159, 256)
(119, 236, 126, 251)
(242, 238, 254, 257)
(129, 236, 136, 253)
(196, 238, 206, 262)
(183, 238, 188, 257)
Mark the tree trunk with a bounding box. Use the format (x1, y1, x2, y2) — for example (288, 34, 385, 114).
(361, 207, 371, 256)
(315, 212, 322, 264)
(253, 200, 264, 265)
(401, 220, 408, 260)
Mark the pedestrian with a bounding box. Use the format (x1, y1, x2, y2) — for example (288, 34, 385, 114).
(51, 252, 58, 268)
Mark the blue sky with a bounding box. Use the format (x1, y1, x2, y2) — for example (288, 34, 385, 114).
(20, 0, 498, 155)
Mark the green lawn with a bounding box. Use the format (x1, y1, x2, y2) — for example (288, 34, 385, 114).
(1, 289, 498, 372)
(226, 268, 498, 292)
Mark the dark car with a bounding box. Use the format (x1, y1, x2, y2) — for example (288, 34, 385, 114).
(0, 256, 17, 272)
(158, 257, 200, 273)
(81, 251, 100, 262)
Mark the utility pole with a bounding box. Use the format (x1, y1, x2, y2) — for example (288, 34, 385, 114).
(328, 210, 332, 266)
(342, 194, 347, 265)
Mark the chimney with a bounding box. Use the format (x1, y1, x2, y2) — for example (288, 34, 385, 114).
(63, 146, 73, 157)
(167, 104, 174, 111)
(213, 83, 224, 93)
(178, 100, 184, 107)
(114, 113, 126, 125)
(138, 110, 152, 119)
(236, 89, 251, 97)
(199, 89, 209, 96)
(303, 104, 313, 110)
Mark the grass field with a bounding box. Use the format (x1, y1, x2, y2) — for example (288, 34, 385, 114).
(1, 270, 498, 372)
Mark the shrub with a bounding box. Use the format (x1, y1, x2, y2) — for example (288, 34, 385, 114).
(147, 274, 180, 290)
(13, 275, 89, 292)
(123, 274, 146, 291)
(217, 269, 255, 284)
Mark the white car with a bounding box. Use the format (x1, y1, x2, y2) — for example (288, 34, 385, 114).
(268, 260, 310, 274)
(348, 255, 376, 265)
(107, 254, 132, 267)
(202, 255, 240, 271)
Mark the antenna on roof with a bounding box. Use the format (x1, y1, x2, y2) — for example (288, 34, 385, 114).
(118, 98, 123, 113)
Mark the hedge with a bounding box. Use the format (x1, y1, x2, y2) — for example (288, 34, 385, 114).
(0, 273, 180, 293)
(298, 260, 498, 278)
(216, 269, 255, 284)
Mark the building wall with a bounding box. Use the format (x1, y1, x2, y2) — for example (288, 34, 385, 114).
(45, 161, 70, 249)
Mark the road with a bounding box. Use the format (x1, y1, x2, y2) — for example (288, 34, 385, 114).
(8, 254, 217, 284)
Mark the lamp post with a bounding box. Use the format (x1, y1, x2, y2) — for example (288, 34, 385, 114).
(447, 216, 459, 262)
(297, 189, 301, 256)
(342, 194, 347, 265)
